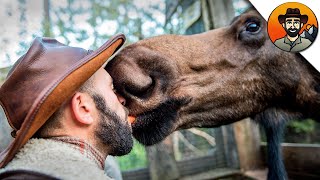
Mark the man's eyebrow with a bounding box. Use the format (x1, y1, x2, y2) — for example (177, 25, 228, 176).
(294, 19, 300, 21)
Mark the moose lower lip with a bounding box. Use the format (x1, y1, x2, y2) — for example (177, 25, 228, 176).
(131, 115, 143, 127)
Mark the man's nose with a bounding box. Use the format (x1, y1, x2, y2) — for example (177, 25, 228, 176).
(116, 93, 126, 106)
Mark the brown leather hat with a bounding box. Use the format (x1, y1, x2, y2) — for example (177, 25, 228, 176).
(278, 8, 308, 24)
(0, 34, 125, 168)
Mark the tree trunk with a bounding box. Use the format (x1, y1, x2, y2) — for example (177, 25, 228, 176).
(233, 118, 264, 170)
(43, 0, 52, 37)
(146, 136, 180, 180)
(207, 0, 235, 28)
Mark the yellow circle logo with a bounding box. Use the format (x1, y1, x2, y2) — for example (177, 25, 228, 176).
(268, 2, 318, 52)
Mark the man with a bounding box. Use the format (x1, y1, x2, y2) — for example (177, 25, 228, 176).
(0, 34, 132, 179)
(274, 8, 311, 52)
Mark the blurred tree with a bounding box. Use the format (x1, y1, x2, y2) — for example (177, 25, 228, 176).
(48, 0, 164, 49)
(288, 119, 315, 134)
(52, 0, 89, 45)
(43, 0, 52, 37)
(16, 0, 29, 57)
(1, 0, 165, 67)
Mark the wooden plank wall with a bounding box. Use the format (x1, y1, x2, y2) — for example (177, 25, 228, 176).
(261, 143, 320, 179)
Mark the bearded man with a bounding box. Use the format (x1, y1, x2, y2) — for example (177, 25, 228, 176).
(0, 34, 132, 179)
(274, 8, 311, 52)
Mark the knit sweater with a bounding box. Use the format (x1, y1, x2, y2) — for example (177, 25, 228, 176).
(0, 138, 112, 180)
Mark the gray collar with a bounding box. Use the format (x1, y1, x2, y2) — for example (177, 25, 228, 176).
(284, 35, 302, 47)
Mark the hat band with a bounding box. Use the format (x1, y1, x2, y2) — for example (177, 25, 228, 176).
(285, 14, 301, 17)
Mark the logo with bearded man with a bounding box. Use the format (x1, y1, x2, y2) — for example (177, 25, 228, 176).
(268, 3, 318, 52)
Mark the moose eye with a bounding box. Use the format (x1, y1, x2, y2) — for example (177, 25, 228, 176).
(239, 18, 264, 47)
(246, 22, 260, 33)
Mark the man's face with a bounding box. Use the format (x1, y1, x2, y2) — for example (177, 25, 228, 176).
(284, 17, 302, 37)
(91, 68, 133, 156)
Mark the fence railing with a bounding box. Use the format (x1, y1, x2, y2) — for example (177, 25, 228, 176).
(122, 154, 234, 180)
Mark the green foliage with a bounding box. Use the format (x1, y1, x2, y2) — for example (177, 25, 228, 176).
(116, 140, 147, 171)
(260, 119, 319, 144)
(288, 119, 315, 134)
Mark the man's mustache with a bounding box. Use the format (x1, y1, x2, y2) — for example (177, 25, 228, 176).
(288, 28, 298, 31)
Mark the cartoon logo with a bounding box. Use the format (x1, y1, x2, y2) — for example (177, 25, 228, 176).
(268, 2, 318, 52)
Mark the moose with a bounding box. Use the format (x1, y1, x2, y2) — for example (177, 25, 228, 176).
(106, 10, 320, 180)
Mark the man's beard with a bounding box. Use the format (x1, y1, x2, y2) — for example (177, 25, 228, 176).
(92, 94, 133, 156)
(285, 25, 301, 38)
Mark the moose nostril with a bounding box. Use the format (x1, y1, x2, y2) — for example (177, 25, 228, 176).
(125, 76, 155, 99)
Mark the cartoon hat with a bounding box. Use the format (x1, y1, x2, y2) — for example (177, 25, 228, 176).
(0, 34, 125, 167)
(278, 8, 308, 24)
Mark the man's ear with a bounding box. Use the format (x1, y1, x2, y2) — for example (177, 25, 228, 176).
(300, 23, 304, 27)
(71, 92, 94, 125)
(282, 23, 285, 28)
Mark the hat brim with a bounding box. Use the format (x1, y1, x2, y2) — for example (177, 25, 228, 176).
(300, 15, 308, 24)
(0, 34, 125, 167)
(278, 15, 286, 24)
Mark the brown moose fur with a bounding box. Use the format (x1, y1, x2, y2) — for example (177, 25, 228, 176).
(107, 10, 320, 179)
(107, 10, 320, 144)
